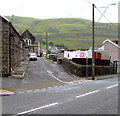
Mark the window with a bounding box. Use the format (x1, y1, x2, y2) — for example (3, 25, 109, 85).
(29, 39, 31, 45)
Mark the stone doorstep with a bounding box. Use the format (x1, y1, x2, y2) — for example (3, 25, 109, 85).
(11, 61, 28, 78)
(11, 71, 25, 79)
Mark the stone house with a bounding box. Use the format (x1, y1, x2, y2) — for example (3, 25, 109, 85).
(0, 16, 28, 77)
(21, 30, 38, 54)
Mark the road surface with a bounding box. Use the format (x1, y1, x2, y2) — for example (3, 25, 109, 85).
(2, 77, 118, 115)
(23, 57, 78, 83)
(2, 57, 80, 93)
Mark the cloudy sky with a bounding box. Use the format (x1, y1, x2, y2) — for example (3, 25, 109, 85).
(0, 0, 119, 23)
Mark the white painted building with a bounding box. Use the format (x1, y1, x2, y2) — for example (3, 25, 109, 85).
(64, 50, 109, 60)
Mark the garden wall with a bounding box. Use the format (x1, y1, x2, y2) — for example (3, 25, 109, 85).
(62, 58, 113, 77)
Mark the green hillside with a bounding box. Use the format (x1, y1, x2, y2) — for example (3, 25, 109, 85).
(6, 16, 118, 49)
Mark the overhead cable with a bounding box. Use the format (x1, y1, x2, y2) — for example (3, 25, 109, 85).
(95, 6, 118, 30)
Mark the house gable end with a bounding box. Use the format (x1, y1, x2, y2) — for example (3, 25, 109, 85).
(103, 39, 120, 49)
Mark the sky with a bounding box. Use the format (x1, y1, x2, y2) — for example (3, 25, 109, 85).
(0, 0, 119, 23)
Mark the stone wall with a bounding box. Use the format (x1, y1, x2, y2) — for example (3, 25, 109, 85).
(10, 27, 22, 71)
(22, 44, 29, 60)
(2, 18, 10, 76)
(0, 17, 2, 77)
(62, 58, 113, 77)
(1, 16, 28, 77)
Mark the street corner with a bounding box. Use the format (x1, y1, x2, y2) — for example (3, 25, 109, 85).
(0, 89, 14, 96)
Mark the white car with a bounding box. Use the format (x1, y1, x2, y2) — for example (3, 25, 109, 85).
(29, 53, 37, 61)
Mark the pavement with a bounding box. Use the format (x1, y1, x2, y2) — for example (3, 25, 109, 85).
(0, 59, 118, 96)
(11, 60, 28, 79)
(0, 60, 28, 96)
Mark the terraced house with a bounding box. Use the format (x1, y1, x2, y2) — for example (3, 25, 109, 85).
(0, 16, 29, 77)
(21, 30, 38, 55)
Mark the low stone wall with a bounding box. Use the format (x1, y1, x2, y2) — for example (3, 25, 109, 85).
(62, 58, 113, 77)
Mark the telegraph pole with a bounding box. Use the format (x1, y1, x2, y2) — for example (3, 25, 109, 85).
(40, 41, 41, 54)
(92, 4, 95, 80)
(45, 33, 48, 57)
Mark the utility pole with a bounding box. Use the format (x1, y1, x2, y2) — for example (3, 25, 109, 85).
(40, 41, 42, 56)
(91, 3, 116, 80)
(45, 33, 48, 57)
(86, 57, 88, 77)
(10, 15, 14, 24)
(92, 4, 95, 80)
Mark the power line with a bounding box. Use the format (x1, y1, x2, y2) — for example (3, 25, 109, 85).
(95, 6, 118, 30)
(64, 6, 90, 18)
(83, 0, 92, 5)
(96, 5, 109, 23)
(104, 12, 118, 19)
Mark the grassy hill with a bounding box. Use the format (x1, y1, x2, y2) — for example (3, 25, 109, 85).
(6, 16, 118, 49)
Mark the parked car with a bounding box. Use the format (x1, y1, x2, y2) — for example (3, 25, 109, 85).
(29, 53, 37, 61)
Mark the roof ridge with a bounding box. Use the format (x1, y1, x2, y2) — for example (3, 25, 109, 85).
(103, 39, 120, 48)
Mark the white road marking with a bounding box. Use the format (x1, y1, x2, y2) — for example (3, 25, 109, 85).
(54, 86, 58, 88)
(106, 84, 118, 89)
(17, 102, 58, 115)
(41, 88, 46, 91)
(18, 92, 24, 94)
(34, 89, 40, 92)
(76, 90, 99, 98)
(47, 70, 73, 84)
(17, 79, 92, 94)
(26, 90, 33, 93)
(48, 87, 52, 89)
(78, 80, 91, 83)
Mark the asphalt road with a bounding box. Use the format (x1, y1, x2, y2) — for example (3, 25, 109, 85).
(2, 77, 118, 115)
(23, 57, 76, 83)
(2, 57, 80, 92)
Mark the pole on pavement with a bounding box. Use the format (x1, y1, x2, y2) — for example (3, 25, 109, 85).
(92, 4, 95, 80)
(40, 41, 42, 57)
(86, 57, 88, 77)
(45, 33, 48, 58)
